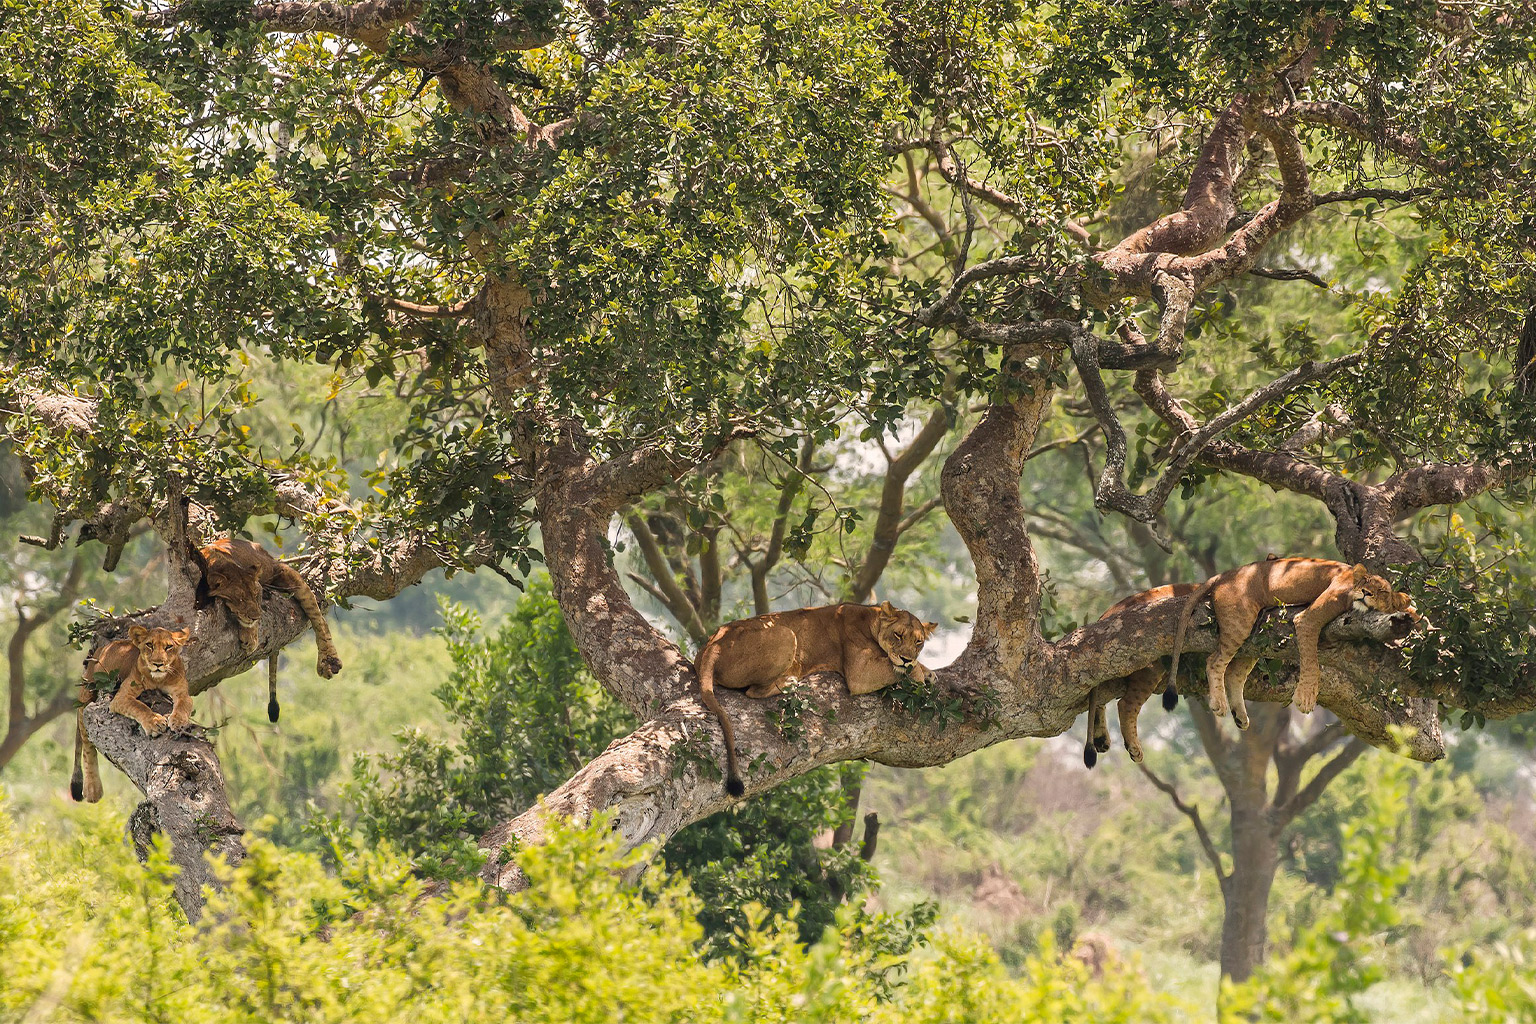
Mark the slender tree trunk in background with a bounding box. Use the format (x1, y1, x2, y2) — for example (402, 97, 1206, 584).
(1191, 702, 1287, 981)
(1150, 699, 1370, 983)
(1221, 802, 1281, 981)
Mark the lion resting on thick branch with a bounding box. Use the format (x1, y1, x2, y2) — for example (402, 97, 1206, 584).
(72, 625, 193, 802)
(696, 601, 936, 796)
(1170, 557, 1419, 728)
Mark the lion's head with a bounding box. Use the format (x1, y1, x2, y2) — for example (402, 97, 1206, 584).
(204, 556, 264, 628)
(127, 625, 192, 682)
(1349, 566, 1421, 632)
(873, 601, 938, 672)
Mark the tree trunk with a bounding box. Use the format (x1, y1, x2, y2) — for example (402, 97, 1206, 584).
(1221, 804, 1280, 981)
(81, 696, 244, 921)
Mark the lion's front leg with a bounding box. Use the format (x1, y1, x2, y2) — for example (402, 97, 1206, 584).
(165, 680, 194, 731)
(109, 681, 168, 736)
(1291, 586, 1355, 713)
(237, 623, 260, 653)
(844, 651, 900, 695)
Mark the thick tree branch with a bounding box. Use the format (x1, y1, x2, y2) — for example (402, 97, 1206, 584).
(1102, 97, 1252, 264)
(1075, 327, 1360, 524)
(78, 698, 244, 921)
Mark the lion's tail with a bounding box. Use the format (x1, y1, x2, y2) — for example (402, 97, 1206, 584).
(1167, 576, 1219, 698)
(695, 641, 744, 797)
(268, 651, 281, 723)
(270, 561, 342, 680)
(71, 682, 102, 803)
(71, 705, 86, 801)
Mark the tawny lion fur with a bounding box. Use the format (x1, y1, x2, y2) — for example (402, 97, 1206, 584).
(195, 537, 342, 721)
(695, 602, 937, 796)
(1169, 557, 1418, 728)
(1083, 583, 1198, 768)
(72, 625, 193, 803)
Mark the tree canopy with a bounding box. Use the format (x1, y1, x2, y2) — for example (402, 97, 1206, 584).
(3, 0, 1535, 914)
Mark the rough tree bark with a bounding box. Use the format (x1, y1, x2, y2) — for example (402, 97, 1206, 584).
(473, 367, 1451, 892)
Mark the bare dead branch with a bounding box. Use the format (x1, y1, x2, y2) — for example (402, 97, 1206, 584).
(848, 406, 952, 603)
(626, 514, 709, 642)
(1139, 761, 1229, 884)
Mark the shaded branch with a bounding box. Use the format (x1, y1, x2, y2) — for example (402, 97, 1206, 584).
(1250, 266, 1330, 289)
(1291, 101, 1452, 174)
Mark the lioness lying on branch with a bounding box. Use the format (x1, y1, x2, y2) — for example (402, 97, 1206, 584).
(1170, 557, 1420, 728)
(696, 602, 937, 796)
(1083, 583, 1197, 768)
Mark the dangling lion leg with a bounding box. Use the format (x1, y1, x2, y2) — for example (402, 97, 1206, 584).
(1206, 601, 1260, 720)
(1291, 585, 1355, 713)
(1223, 655, 1259, 731)
(1117, 666, 1164, 763)
(1083, 684, 1111, 768)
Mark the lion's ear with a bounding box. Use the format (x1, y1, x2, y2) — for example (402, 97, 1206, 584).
(923, 621, 938, 636)
(1352, 563, 1368, 575)
(128, 625, 149, 644)
(877, 600, 896, 616)
(171, 630, 192, 646)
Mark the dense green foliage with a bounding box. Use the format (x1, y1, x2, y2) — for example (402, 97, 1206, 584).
(335, 578, 889, 948)
(3, 0, 1535, 1017)
(5, 733, 1530, 1022)
(0, 798, 1188, 1024)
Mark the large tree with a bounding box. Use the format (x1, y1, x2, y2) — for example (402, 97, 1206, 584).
(4, 0, 1534, 920)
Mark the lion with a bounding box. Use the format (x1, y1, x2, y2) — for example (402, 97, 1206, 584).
(71, 625, 193, 803)
(696, 601, 938, 796)
(193, 537, 342, 721)
(1083, 583, 1198, 768)
(1169, 557, 1419, 727)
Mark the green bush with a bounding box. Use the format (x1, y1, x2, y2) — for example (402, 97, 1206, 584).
(0, 793, 1187, 1024)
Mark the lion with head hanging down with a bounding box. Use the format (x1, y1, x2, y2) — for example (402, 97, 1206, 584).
(193, 537, 342, 721)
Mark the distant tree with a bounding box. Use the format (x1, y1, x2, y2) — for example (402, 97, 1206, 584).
(3, 0, 1534, 930)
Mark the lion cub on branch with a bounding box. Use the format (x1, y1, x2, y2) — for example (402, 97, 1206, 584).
(72, 625, 193, 802)
(1169, 557, 1418, 729)
(696, 602, 937, 796)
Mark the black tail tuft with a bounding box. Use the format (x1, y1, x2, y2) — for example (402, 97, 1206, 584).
(1162, 684, 1179, 711)
(70, 777, 83, 802)
(1083, 744, 1098, 769)
(268, 697, 281, 723)
(726, 776, 745, 797)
